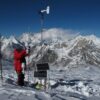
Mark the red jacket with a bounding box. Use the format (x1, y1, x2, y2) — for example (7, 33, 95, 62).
(14, 49, 28, 74)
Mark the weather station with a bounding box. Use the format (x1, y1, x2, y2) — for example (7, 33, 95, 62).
(34, 5, 50, 90)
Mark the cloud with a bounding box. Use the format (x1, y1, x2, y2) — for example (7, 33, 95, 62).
(39, 28, 80, 41)
(20, 28, 80, 45)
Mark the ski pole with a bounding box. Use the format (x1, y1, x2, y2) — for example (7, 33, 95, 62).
(27, 46, 30, 85)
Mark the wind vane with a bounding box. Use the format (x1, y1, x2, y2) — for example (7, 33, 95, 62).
(40, 6, 50, 14)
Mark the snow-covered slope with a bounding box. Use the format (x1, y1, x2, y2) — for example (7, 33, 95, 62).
(66, 35, 100, 66)
(1, 65, 100, 100)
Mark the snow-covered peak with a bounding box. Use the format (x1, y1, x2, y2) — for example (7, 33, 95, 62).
(9, 35, 18, 44)
(20, 33, 32, 42)
(71, 35, 100, 49)
(1, 35, 20, 51)
(86, 35, 100, 46)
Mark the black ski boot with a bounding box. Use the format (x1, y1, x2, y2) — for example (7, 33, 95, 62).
(18, 73, 25, 86)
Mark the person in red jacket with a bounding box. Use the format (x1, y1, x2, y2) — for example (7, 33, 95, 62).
(14, 45, 29, 86)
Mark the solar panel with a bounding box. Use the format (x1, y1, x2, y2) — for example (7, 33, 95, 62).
(34, 71, 47, 78)
(36, 63, 49, 71)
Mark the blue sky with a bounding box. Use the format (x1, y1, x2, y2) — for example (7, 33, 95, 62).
(0, 0, 100, 37)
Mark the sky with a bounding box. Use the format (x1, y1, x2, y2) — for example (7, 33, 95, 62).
(0, 0, 100, 37)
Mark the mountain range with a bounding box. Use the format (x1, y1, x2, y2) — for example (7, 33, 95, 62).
(1, 28, 100, 68)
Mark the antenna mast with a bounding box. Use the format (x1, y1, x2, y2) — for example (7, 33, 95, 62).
(39, 6, 50, 63)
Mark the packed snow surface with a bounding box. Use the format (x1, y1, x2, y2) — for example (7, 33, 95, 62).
(0, 65, 100, 100)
